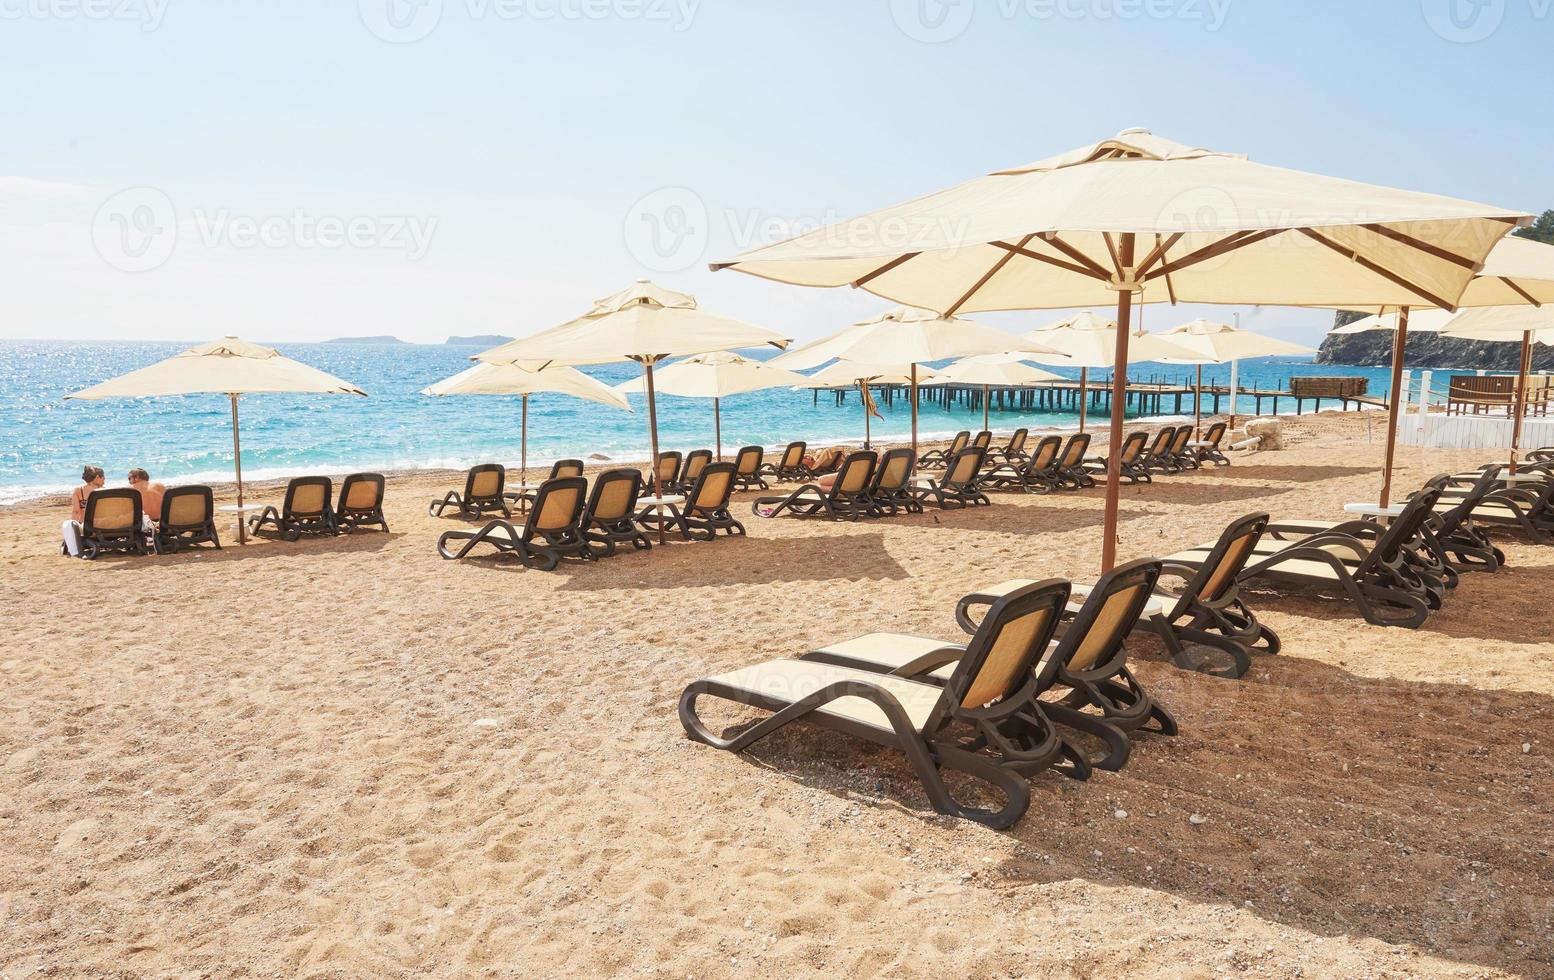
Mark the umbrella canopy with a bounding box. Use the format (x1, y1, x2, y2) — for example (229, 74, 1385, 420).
(800, 361, 940, 388)
(1151, 318, 1318, 362)
(67, 336, 367, 544)
(921, 355, 1064, 432)
(615, 351, 810, 459)
(69, 336, 366, 399)
(770, 305, 1060, 370)
(421, 362, 631, 484)
(476, 280, 790, 368)
(714, 128, 1529, 569)
(1021, 312, 1199, 366)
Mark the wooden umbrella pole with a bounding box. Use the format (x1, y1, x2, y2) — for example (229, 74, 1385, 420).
(1194, 364, 1203, 441)
(1079, 366, 1088, 433)
(643, 360, 667, 545)
(521, 393, 529, 485)
(1102, 234, 1136, 572)
(861, 381, 871, 448)
(983, 383, 990, 432)
(1379, 308, 1410, 508)
(714, 396, 722, 461)
(910, 364, 919, 461)
(230, 393, 247, 545)
(1510, 329, 1533, 474)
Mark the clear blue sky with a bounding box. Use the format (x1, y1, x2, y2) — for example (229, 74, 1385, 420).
(1, 0, 1548, 346)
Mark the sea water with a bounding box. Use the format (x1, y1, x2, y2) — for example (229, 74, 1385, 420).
(0, 340, 1413, 504)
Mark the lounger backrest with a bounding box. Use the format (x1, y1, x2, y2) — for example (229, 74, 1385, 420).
(734, 446, 762, 475)
(1432, 470, 1496, 534)
(689, 463, 737, 512)
(1005, 428, 1028, 453)
(1119, 431, 1149, 464)
(833, 451, 877, 496)
(1054, 558, 1162, 675)
(85, 488, 140, 532)
(1147, 428, 1174, 457)
(937, 579, 1070, 717)
(1059, 433, 1091, 468)
(341, 473, 384, 510)
(1029, 435, 1062, 470)
(1202, 421, 1227, 448)
(467, 464, 505, 500)
(1168, 426, 1193, 455)
(653, 452, 682, 486)
(971, 431, 992, 450)
(161, 485, 213, 529)
(945, 447, 985, 486)
(1186, 512, 1268, 605)
(1367, 486, 1444, 570)
(586, 469, 642, 522)
(551, 459, 585, 480)
(871, 449, 915, 492)
(529, 477, 587, 533)
(780, 442, 805, 469)
(285, 477, 332, 517)
(682, 450, 712, 484)
(947, 431, 970, 455)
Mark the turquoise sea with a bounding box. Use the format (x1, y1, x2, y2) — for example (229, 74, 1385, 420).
(0, 340, 1417, 505)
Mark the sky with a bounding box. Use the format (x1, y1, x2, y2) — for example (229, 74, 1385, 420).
(1, 0, 1549, 347)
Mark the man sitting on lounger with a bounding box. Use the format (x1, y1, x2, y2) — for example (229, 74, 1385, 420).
(128, 468, 166, 528)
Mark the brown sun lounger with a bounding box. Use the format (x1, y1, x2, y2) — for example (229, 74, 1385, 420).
(250, 476, 335, 540)
(509, 459, 585, 510)
(1166, 424, 1199, 470)
(670, 449, 713, 495)
(731, 445, 767, 491)
(970, 430, 993, 452)
(913, 447, 990, 509)
(918, 430, 969, 470)
(335, 473, 388, 533)
(1191, 421, 1231, 466)
(153, 485, 221, 554)
(752, 450, 876, 521)
(758, 441, 809, 482)
(981, 434, 1061, 493)
(581, 468, 651, 556)
(1138, 427, 1182, 476)
(680, 580, 1082, 829)
(76, 487, 149, 559)
(988, 428, 1029, 464)
(1084, 430, 1151, 484)
(438, 476, 590, 570)
(429, 464, 510, 520)
(866, 448, 922, 516)
(807, 559, 1175, 773)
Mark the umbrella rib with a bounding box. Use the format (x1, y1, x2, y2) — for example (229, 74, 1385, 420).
(1298, 228, 1458, 312)
(1145, 229, 1285, 280)
(989, 240, 1108, 281)
(944, 233, 1036, 316)
(1500, 277, 1543, 308)
(1359, 224, 1479, 270)
(1135, 233, 1184, 277)
(1156, 234, 1179, 306)
(1037, 232, 1114, 279)
(1101, 232, 1121, 273)
(851, 252, 921, 288)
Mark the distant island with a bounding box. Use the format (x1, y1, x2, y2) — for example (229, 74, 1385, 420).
(323, 335, 408, 344)
(446, 334, 513, 346)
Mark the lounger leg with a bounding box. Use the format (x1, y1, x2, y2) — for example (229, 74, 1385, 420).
(1040, 703, 1131, 771)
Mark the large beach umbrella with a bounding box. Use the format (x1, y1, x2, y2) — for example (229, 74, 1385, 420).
(713, 128, 1529, 568)
(1152, 319, 1316, 439)
(614, 351, 809, 460)
(799, 361, 939, 449)
(421, 361, 630, 484)
(920, 355, 1063, 431)
(771, 306, 1061, 459)
(475, 280, 791, 539)
(1020, 311, 1199, 432)
(67, 336, 366, 543)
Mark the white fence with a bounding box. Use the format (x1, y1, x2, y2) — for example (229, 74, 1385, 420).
(1397, 369, 1554, 450)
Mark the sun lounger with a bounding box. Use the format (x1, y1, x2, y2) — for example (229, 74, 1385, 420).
(866, 448, 922, 516)
(1169, 488, 1446, 629)
(1191, 421, 1230, 466)
(250, 476, 335, 540)
(981, 433, 1062, 494)
(956, 513, 1277, 680)
(429, 464, 510, 520)
(731, 445, 767, 491)
(508, 459, 585, 510)
(76, 487, 149, 559)
(1083, 430, 1151, 484)
(807, 559, 1175, 772)
(970, 430, 993, 453)
(918, 430, 969, 470)
(752, 450, 877, 521)
(679, 580, 1082, 828)
(437, 476, 590, 570)
(580, 468, 651, 556)
(1138, 427, 1181, 476)
(153, 485, 220, 554)
(1166, 424, 1199, 470)
(987, 428, 1029, 465)
(335, 473, 388, 533)
(758, 441, 809, 482)
(1051, 432, 1096, 490)
(650, 462, 745, 541)
(640, 452, 682, 496)
(670, 449, 713, 495)
(912, 447, 990, 509)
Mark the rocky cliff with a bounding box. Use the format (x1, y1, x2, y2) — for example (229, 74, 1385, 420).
(1315, 310, 1554, 370)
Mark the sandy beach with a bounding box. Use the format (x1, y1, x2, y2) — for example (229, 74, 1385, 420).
(3, 416, 1551, 978)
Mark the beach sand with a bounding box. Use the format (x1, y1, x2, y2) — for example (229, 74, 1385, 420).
(2, 415, 1551, 978)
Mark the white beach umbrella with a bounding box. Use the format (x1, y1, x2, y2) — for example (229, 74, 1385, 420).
(475, 281, 791, 537)
(422, 361, 630, 484)
(1152, 319, 1317, 438)
(920, 355, 1063, 431)
(798, 361, 940, 448)
(1020, 312, 1200, 432)
(771, 306, 1061, 458)
(614, 351, 810, 460)
(68, 336, 367, 543)
(714, 127, 1529, 568)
